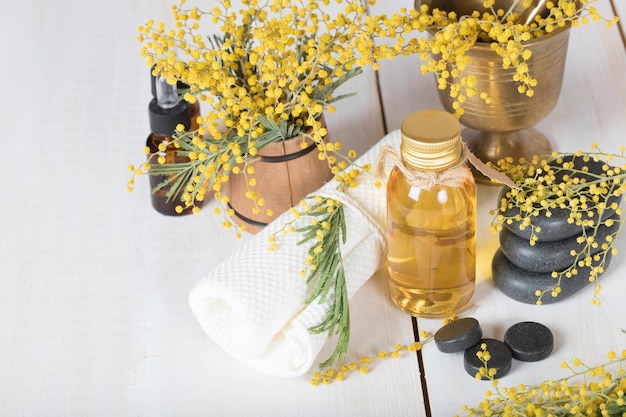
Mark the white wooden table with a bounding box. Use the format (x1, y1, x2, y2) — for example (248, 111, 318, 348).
(1, 1, 624, 416)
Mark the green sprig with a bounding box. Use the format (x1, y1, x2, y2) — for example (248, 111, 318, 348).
(293, 196, 350, 370)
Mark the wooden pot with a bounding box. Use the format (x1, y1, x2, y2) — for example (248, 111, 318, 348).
(227, 115, 334, 234)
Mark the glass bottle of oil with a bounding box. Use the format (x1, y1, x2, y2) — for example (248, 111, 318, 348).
(386, 109, 476, 318)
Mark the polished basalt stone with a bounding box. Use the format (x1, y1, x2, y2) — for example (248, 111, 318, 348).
(492, 248, 612, 304)
(499, 214, 620, 273)
(504, 321, 554, 362)
(434, 317, 482, 353)
(464, 338, 512, 380)
(500, 204, 587, 242)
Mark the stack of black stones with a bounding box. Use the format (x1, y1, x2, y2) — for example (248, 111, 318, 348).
(491, 155, 621, 304)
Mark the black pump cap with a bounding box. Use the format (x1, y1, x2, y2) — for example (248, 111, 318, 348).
(149, 99, 191, 137)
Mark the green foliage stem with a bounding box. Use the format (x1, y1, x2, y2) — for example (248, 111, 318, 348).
(296, 198, 350, 370)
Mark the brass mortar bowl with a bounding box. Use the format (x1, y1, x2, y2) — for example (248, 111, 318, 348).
(416, 0, 571, 181)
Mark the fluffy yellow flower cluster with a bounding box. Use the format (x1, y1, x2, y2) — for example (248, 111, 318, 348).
(402, 0, 618, 116)
(139, 0, 370, 140)
(310, 335, 432, 386)
(136, 0, 394, 223)
(460, 347, 626, 416)
(132, 0, 617, 221)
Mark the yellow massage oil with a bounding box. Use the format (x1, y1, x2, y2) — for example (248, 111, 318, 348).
(385, 109, 476, 317)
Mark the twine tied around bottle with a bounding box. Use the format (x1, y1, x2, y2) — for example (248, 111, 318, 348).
(374, 142, 519, 190)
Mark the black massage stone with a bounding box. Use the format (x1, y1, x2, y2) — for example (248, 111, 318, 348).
(434, 317, 483, 353)
(464, 338, 512, 380)
(498, 214, 620, 273)
(492, 248, 612, 304)
(504, 321, 554, 362)
(498, 155, 620, 243)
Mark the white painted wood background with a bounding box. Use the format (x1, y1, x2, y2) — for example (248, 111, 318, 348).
(0, 0, 624, 416)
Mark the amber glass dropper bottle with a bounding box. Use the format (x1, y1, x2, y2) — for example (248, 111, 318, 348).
(386, 109, 476, 318)
(146, 73, 192, 216)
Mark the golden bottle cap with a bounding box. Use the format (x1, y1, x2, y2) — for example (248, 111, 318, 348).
(400, 109, 462, 171)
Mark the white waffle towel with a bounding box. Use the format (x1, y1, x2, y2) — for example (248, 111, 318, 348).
(188, 130, 401, 377)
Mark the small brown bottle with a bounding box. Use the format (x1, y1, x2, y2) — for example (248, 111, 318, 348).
(386, 109, 476, 317)
(146, 73, 192, 216)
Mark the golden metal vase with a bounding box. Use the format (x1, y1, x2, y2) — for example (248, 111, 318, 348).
(416, 0, 571, 181)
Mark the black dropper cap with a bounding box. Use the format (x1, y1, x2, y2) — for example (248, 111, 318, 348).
(149, 70, 191, 137)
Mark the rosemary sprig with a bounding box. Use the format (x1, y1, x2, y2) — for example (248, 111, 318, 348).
(291, 196, 350, 370)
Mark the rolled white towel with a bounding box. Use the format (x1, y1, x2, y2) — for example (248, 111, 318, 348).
(188, 130, 401, 377)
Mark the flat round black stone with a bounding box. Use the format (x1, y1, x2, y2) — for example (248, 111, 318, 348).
(504, 322, 553, 362)
(491, 248, 613, 304)
(499, 213, 620, 273)
(464, 339, 512, 380)
(434, 317, 482, 353)
(500, 200, 582, 242)
(498, 154, 620, 242)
